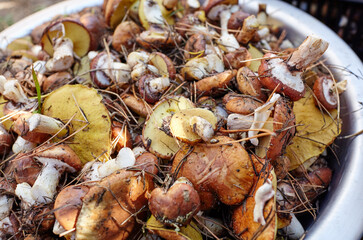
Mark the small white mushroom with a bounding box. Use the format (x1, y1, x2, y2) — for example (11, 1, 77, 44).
(253, 179, 275, 226)
(190, 116, 214, 142)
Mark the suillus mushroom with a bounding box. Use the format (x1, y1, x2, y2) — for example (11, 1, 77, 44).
(15, 144, 82, 206)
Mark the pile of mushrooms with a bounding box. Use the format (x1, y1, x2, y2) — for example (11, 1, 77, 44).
(0, 0, 346, 239)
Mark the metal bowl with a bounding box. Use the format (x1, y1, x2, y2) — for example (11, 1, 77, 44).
(1, 0, 362, 239)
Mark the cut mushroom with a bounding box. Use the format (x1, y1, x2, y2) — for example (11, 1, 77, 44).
(41, 19, 91, 57)
(15, 144, 82, 206)
(169, 108, 217, 144)
(45, 38, 74, 72)
(313, 75, 338, 110)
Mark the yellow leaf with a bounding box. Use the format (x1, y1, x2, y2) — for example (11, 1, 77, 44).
(248, 44, 263, 72)
(146, 215, 203, 240)
(286, 92, 341, 170)
(0, 96, 14, 131)
(42, 84, 111, 164)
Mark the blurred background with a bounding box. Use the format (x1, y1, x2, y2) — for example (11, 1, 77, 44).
(0, 0, 362, 59)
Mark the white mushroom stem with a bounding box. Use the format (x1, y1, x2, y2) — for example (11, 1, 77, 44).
(127, 51, 150, 69)
(112, 62, 131, 85)
(15, 182, 36, 208)
(0, 76, 29, 103)
(82, 160, 102, 182)
(149, 77, 170, 93)
(336, 79, 347, 94)
(214, 106, 228, 124)
(133, 146, 146, 158)
(287, 35, 329, 70)
(249, 93, 280, 146)
(0, 217, 15, 236)
(218, 10, 240, 52)
(253, 179, 275, 226)
(131, 63, 159, 81)
(98, 147, 136, 178)
(53, 219, 67, 235)
(190, 116, 214, 142)
(187, 0, 200, 9)
(227, 113, 253, 130)
(283, 213, 305, 239)
(12, 136, 37, 154)
(0, 195, 14, 221)
(31, 157, 75, 203)
(46, 38, 74, 72)
(144, 0, 165, 25)
(237, 15, 259, 44)
(33, 60, 47, 74)
(27, 113, 67, 137)
(205, 54, 225, 73)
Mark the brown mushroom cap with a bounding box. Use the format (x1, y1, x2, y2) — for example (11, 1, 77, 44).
(111, 121, 133, 150)
(54, 185, 90, 231)
(12, 155, 41, 186)
(35, 144, 82, 171)
(76, 152, 158, 239)
(149, 180, 201, 227)
(172, 136, 255, 209)
(232, 166, 276, 240)
(266, 97, 296, 162)
(0, 124, 13, 155)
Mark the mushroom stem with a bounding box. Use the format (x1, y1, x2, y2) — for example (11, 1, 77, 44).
(46, 38, 74, 72)
(190, 116, 214, 142)
(253, 179, 274, 226)
(97, 147, 136, 178)
(287, 35, 329, 70)
(149, 77, 170, 93)
(31, 157, 75, 203)
(237, 15, 259, 44)
(27, 113, 67, 137)
(248, 93, 280, 146)
(13, 136, 37, 154)
(283, 213, 305, 239)
(15, 182, 36, 208)
(0, 195, 14, 221)
(219, 10, 240, 52)
(144, 0, 165, 25)
(0, 77, 29, 103)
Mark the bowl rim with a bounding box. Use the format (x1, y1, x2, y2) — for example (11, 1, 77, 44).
(0, 0, 362, 239)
